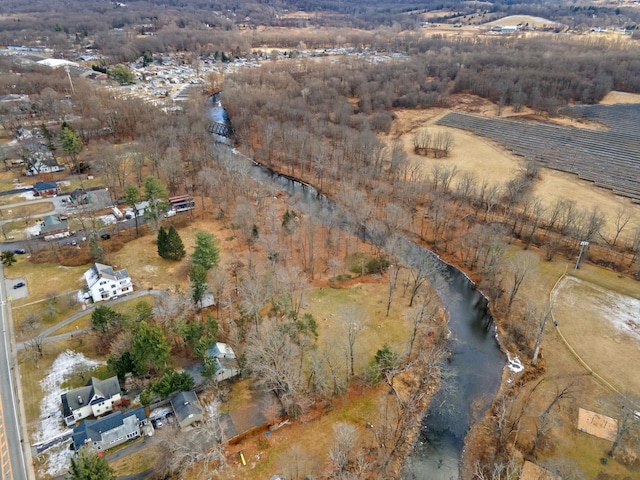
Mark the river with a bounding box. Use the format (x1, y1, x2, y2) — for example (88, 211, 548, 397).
(209, 99, 506, 478)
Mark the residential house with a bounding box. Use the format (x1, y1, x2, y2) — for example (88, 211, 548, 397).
(40, 215, 70, 240)
(24, 156, 64, 176)
(206, 342, 241, 382)
(72, 408, 147, 452)
(61, 376, 122, 426)
(84, 263, 134, 303)
(170, 391, 204, 428)
(33, 181, 60, 197)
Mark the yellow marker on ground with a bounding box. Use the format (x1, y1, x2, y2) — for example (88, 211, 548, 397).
(239, 451, 246, 466)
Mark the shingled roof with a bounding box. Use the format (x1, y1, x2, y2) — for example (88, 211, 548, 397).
(61, 376, 121, 418)
(72, 408, 146, 450)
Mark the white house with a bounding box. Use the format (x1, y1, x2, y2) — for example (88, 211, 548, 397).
(61, 376, 122, 426)
(84, 263, 133, 303)
(206, 342, 241, 382)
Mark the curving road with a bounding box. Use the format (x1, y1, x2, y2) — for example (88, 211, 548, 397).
(16, 289, 167, 352)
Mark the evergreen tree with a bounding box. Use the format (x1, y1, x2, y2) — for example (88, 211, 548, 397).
(89, 238, 104, 262)
(190, 263, 208, 309)
(191, 231, 220, 271)
(58, 122, 82, 172)
(1, 251, 16, 266)
(150, 369, 195, 398)
(124, 185, 141, 236)
(130, 321, 169, 375)
(165, 225, 186, 260)
(69, 446, 116, 480)
(157, 226, 168, 258)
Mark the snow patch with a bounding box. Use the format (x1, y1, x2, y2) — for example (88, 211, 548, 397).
(17, 190, 35, 200)
(36, 350, 102, 476)
(506, 352, 524, 373)
(25, 224, 41, 237)
(98, 214, 117, 225)
(555, 276, 640, 342)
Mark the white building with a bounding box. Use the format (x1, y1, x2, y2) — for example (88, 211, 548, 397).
(61, 376, 122, 426)
(84, 263, 133, 303)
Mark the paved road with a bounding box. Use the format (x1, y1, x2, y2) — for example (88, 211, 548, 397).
(0, 263, 31, 480)
(16, 289, 166, 352)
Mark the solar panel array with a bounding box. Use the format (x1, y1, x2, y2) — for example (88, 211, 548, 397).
(436, 104, 640, 203)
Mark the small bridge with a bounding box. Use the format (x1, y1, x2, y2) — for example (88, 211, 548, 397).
(209, 121, 233, 138)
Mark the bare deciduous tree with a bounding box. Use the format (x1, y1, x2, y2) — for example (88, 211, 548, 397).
(339, 303, 367, 379)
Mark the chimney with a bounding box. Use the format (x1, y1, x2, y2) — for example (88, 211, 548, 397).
(78, 395, 83, 405)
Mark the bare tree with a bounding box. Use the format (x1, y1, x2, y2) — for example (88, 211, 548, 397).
(531, 304, 553, 367)
(26, 334, 45, 369)
(609, 205, 635, 247)
(155, 420, 226, 477)
(608, 397, 640, 457)
(328, 422, 359, 477)
(504, 252, 536, 312)
(339, 303, 367, 378)
(245, 317, 309, 417)
(531, 381, 576, 455)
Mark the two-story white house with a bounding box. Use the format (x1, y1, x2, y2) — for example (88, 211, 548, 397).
(61, 376, 122, 426)
(84, 263, 133, 303)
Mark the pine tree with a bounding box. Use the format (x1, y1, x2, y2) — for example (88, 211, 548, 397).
(157, 226, 168, 258)
(69, 447, 116, 480)
(165, 225, 186, 260)
(191, 231, 220, 271)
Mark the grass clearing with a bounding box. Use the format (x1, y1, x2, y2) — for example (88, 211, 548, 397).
(1, 201, 54, 220)
(110, 445, 158, 476)
(8, 261, 86, 305)
(19, 335, 106, 429)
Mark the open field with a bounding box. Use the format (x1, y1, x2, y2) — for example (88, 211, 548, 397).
(0, 202, 54, 220)
(552, 275, 640, 397)
(389, 103, 640, 240)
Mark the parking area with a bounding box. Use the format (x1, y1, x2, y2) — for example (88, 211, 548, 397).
(5, 277, 28, 300)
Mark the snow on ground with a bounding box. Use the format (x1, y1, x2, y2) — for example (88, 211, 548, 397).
(17, 190, 36, 200)
(506, 352, 524, 373)
(17, 190, 35, 200)
(98, 213, 117, 225)
(24, 224, 41, 237)
(36, 350, 102, 476)
(554, 276, 640, 342)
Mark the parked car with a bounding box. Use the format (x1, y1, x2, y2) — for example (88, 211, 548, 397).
(14, 249, 26, 254)
(13, 282, 25, 289)
(100, 233, 111, 240)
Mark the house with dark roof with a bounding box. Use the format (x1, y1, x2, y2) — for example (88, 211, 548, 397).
(24, 156, 64, 176)
(83, 262, 133, 303)
(61, 376, 122, 426)
(206, 342, 241, 382)
(40, 215, 70, 241)
(72, 408, 147, 452)
(33, 181, 60, 197)
(170, 391, 204, 428)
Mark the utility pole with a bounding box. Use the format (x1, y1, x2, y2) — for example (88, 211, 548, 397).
(573, 240, 589, 274)
(64, 65, 75, 95)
